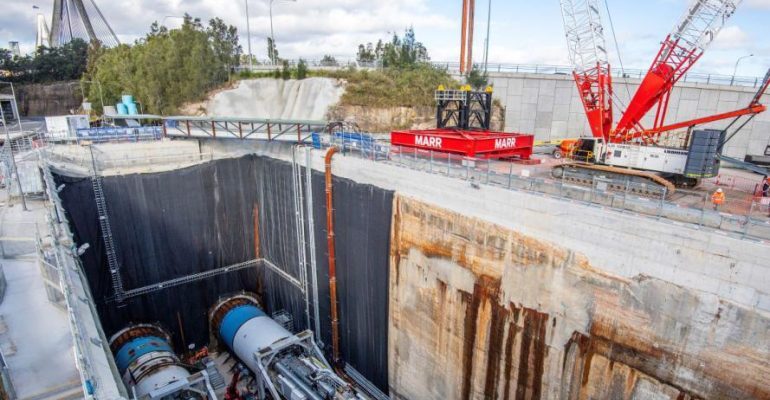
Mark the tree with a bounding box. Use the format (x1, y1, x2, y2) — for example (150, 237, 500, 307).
(208, 17, 242, 77)
(356, 28, 429, 69)
(267, 37, 279, 64)
(320, 55, 337, 67)
(84, 14, 241, 114)
(296, 59, 308, 79)
(466, 64, 489, 90)
(1, 39, 89, 83)
(281, 60, 291, 80)
(356, 43, 375, 64)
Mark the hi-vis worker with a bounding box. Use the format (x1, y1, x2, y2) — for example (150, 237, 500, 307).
(711, 188, 725, 211)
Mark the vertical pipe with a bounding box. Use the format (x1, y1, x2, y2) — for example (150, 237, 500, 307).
(176, 311, 186, 348)
(466, 0, 476, 74)
(482, 0, 491, 75)
(305, 148, 321, 342)
(459, 0, 469, 74)
(324, 147, 340, 364)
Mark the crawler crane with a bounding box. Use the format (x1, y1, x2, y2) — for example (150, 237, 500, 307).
(556, 0, 769, 194)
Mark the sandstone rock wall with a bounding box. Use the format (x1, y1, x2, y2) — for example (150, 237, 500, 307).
(388, 195, 770, 399)
(15, 81, 82, 116)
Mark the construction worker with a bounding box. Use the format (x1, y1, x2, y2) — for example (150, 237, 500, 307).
(711, 188, 725, 211)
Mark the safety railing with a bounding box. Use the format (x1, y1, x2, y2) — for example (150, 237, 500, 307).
(0, 348, 16, 400)
(40, 145, 219, 176)
(236, 59, 767, 89)
(431, 62, 766, 88)
(323, 134, 770, 241)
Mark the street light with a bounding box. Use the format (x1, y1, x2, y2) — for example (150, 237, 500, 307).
(245, 0, 253, 72)
(482, 0, 492, 75)
(269, 0, 297, 65)
(731, 53, 753, 85)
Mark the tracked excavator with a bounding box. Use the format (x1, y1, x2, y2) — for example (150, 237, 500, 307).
(556, 0, 770, 195)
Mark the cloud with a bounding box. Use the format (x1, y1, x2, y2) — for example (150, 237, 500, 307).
(746, 0, 770, 9)
(1, 0, 767, 77)
(0, 0, 453, 61)
(712, 26, 750, 50)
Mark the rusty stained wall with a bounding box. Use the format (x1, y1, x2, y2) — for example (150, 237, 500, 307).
(387, 195, 770, 400)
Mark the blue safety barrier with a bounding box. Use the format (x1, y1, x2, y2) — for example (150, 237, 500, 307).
(75, 126, 162, 142)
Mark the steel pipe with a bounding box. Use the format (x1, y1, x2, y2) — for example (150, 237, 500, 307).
(324, 146, 341, 365)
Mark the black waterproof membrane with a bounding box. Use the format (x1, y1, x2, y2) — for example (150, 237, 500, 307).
(54, 152, 392, 391)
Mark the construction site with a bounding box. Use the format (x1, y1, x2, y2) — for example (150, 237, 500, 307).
(0, 0, 769, 399)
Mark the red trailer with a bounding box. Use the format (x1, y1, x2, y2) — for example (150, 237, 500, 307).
(390, 128, 533, 160)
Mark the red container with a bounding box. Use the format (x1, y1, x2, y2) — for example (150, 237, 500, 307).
(390, 128, 533, 160)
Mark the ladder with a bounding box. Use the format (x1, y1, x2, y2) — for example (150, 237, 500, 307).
(204, 361, 226, 390)
(90, 149, 125, 303)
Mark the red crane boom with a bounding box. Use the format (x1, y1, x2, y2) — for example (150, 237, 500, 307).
(614, 1, 741, 143)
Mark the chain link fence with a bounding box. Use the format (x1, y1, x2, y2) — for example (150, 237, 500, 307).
(322, 135, 770, 241)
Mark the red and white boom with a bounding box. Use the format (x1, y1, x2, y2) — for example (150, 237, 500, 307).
(615, 0, 741, 142)
(559, 0, 765, 145)
(559, 0, 613, 140)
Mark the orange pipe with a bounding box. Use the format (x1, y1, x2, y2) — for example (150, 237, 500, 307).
(324, 146, 341, 364)
(466, 0, 475, 73)
(460, 0, 468, 74)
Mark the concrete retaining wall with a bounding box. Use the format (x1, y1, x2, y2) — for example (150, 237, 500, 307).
(486, 72, 770, 160)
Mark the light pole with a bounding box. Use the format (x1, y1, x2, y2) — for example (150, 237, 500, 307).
(269, 0, 296, 65)
(731, 54, 753, 85)
(245, 0, 253, 71)
(482, 0, 492, 75)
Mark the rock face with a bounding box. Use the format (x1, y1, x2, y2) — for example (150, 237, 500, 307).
(204, 78, 345, 120)
(15, 81, 83, 116)
(388, 195, 770, 400)
(329, 103, 506, 133)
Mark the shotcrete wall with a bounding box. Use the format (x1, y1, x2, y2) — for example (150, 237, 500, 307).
(53, 152, 392, 391)
(487, 72, 770, 159)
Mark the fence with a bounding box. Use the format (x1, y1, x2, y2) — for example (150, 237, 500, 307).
(0, 348, 15, 400)
(432, 62, 767, 88)
(323, 134, 770, 241)
(235, 59, 766, 89)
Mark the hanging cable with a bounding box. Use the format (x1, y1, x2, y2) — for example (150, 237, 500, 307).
(603, 0, 633, 104)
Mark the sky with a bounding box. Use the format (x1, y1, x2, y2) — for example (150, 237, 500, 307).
(1, 0, 769, 77)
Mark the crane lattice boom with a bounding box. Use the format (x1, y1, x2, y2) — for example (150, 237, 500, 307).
(559, 0, 613, 140)
(614, 0, 741, 141)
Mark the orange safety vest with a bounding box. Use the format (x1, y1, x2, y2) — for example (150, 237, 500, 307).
(712, 191, 725, 205)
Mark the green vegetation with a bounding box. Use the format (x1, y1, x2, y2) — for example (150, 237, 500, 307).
(466, 64, 490, 90)
(84, 14, 241, 114)
(320, 55, 338, 67)
(0, 39, 88, 83)
(356, 27, 429, 68)
(296, 59, 308, 79)
(267, 37, 279, 64)
(320, 65, 456, 108)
